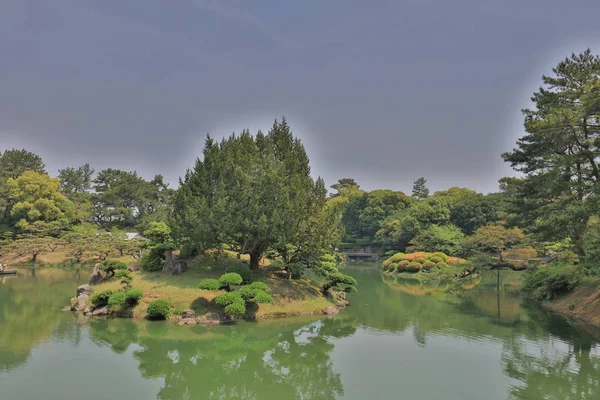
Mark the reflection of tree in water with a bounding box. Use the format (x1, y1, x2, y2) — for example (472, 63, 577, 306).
(502, 312, 600, 400)
(0, 269, 83, 373)
(88, 317, 357, 400)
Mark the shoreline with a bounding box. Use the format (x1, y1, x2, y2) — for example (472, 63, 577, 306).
(544, 285, 600, 337)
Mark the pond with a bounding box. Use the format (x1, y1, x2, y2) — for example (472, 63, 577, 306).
(1, 265, 599, 399)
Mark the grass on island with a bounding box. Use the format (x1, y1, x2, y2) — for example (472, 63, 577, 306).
(93, 252, 333, 320)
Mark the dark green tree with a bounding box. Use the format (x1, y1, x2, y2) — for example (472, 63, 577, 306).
(411, 177, 429, 199)
(58, 163, 95, 195)
(502, 49, 600, 256)
(174, 119, 326, 272)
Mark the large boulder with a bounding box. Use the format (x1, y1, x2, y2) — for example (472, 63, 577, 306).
(181, 310, 196, 319)
(89, 265, 106, 285)
(323, 306, 340, 315)
(196, 312, 222, 325)
(92, 306, 110, 316)
(163, 250, 187, 275)
(77, 284, 93, 297)
(178, 318, 197, 326)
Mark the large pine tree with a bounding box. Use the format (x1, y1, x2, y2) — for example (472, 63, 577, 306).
(503, 50, 600, 255)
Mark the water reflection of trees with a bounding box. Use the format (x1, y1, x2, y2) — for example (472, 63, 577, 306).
(88, 317, 357, 400)
(0, 268, 83, 373)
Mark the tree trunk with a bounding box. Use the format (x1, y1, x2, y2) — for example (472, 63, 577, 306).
(249, 252, 261, 272)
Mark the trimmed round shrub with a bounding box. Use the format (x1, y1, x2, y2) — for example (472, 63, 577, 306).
(101, 260, 128, 272)
(198, 279, 221, 291)
(431, 252, 448, 262)
(225, 264, 253, 283)
(396, 260, 410, 272)
(384, 252, 406, 266)
(125, 289, 143, 304)
(413, 257, 427, 265)
(428, 256, 443, 264)
(214, 291, 243, 305)
(436, 261, 449, 269)
(405, 262, 422, 273)
(253, 291, 273, 304)
(224, 301, 246, 316)
(386, 263, 397, 272)
(91, 290, 114, 307)
(421, 261, 436, 272)
(146, 299, 170, 319)
(247, 281, 269, 291)
(114, 270, 130, 278)
(108, 291, 126, 308)
(219, 272, 243, 286)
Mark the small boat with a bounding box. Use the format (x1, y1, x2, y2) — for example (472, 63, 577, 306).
(0, 269, 17, 275)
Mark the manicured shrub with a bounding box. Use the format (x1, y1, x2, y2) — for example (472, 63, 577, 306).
(522, 265, 580, 301)
(114, 270, 130, 278)
(246, 281, 269, 291)
(431, 252, 448, 262)
(100, 260, 128, 273)
(224, 301, 246, 315)
(146, 299, 170, 319)
(214, 291, 243, 305)
(413, 257, 427, 265)
(215, 291, 246, 316)
(91, 290, 114, 307)
(125, 289, 143, 304)
(219, 272, 243, 290)
(108, 292, 126, 308)
(225, 264, 253, 283)
(252, 291, 274, 304)
(386, 263, 396, 272)
(383, 252, 406, 266)
(141, 251, 163, 272)
(436, 261, 449, 269)
(396, 260, 410, 272)
(405, 262, 421, 273)
(384, 250, 397, 258)
(422, 261, 436, 272)
(428, 256, 443, 264)
(198, 278, 221, 291)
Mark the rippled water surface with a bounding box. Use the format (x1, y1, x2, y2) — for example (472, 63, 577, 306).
(1, 265, 599, 400)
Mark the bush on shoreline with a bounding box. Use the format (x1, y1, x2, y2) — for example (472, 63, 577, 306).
(521, 264, 581, 301)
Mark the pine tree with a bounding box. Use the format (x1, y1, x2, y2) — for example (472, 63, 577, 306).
(412, 177, 429, 199)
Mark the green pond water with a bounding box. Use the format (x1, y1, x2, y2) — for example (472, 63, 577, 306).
(1, 265, 599, 400)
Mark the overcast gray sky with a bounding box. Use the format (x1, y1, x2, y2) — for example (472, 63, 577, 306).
(1, 0, 599, 194)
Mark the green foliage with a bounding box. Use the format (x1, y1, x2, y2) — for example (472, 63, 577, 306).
(431, 252, 448, 261)
(502, 50, 600, 256)
(214, 291, 244, 305)
(219, 272, 243, 287)
(92, 169, 172, 230)
(245, 281, 269, 291)
(141, 251, 163, 272)
(408, 224, 466, 256)
(108, 292, 127, 308)
(224, 264, 253, 284)
(422, 261, 436, 271)
(323, 272, 358, 293)
(413, 257, 426, 264)
(143, 221, 172, 244)
(521, 264, 581, 301)
(146, 299, 171, 319)
(412, 177, 429, 200)
(521, 265, 581, 301)
(91, 290, 114, 307)
(406, 262, 421, 273)
(252, 291, 274, 304)
(101, 260, 128, 272)
(198, 279, 221, 291)
(224, 301, 247, 316)
(124, 289, 143, 305)
(215, 291, 247, 315)
(114, 270, 130, 278)
(436, 262, 449, 269)
(468, 225, 525, 260)
(566, 302, 576, 311)
(429, 256, 443, 263)
(173, 119, 335, 272)
(0, 149, 46, 180)
(6, 171, 75, 228)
